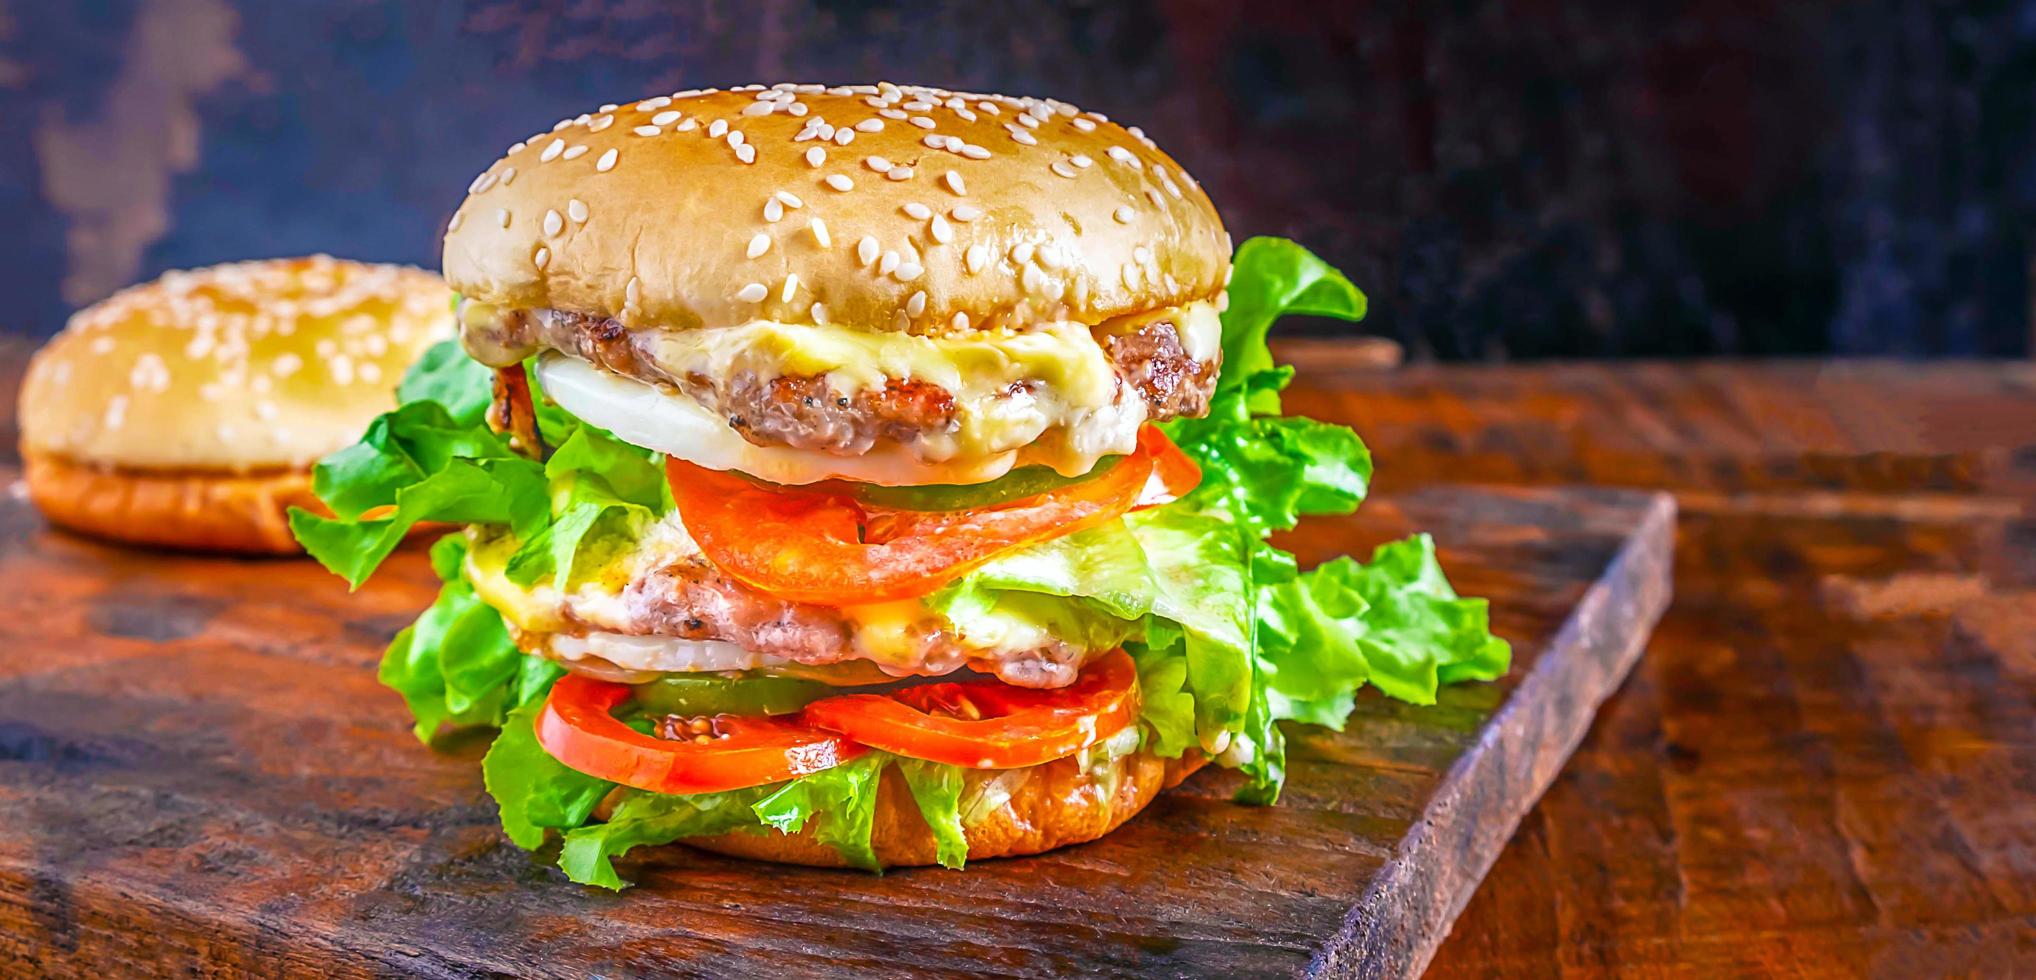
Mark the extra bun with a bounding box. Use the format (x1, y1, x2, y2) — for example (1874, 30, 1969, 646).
(17, 256, 452, 552)
(686, 749, 1205, 868)
(21, 450, 321, 554)
(443, 83, 1230, 336)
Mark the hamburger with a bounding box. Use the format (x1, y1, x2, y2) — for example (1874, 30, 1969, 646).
(294, 82, 1509, 887)
(18, 257, 450, 553)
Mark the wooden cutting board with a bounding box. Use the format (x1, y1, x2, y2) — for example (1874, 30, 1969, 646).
(0, 479, 1671, 978)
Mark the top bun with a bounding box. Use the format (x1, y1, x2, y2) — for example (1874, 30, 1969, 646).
(443, 82, 1230, 335)
(19, 256, 452, 472)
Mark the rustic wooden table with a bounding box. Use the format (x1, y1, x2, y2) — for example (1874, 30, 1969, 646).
(1269, 349, 2036, 977)
(3, 341, 2031, 976)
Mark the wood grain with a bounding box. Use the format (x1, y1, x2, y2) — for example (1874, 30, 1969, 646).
(0, 400, 1672, 980)
(1272, 351, 2036, 978)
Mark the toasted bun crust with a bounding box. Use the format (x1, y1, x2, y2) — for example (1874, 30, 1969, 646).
(22, 448, 323, 554)
(686, 749, 1206, 868)
(19, 256, 452, 472)
(443, 83, 1230, 336)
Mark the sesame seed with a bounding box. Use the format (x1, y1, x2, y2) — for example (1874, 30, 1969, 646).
(468, 172, 495, 194)
(805, 147, 826, 167)
(747, 233, 771, 258)
(736, 282, 768, 303)
(776, 190, 804, 208)
(943, 171, 967, 195)
(787, 103, 808, 117)
(1010, 129, 1038, 146)
(879, 250, 900, 276)
(835, 128, 856, 145)
(1134, 245, 1154, 264)
(651, 110, 681, 126)
(959, 144, 991, 160)
(965, 243, 990, 274)
(811, 302, 830, 325)
(930, 214, 953, 243)
(903, 100, 933, 111)
(1113, 206, 1135, 224)
(541, 139, 565, 162)
(951, 311, 971, 330)
(676, 118, 699, 131)
(508, 140, 527, 154)
(1108, 146, 1140, 167)
(904, 202, 932, 220)
(887, 166, 913, 181)
(634, 125, 662, 137)
(1071, 154, 1093, 168)
(568, 198, 589, 223)
(956, 107, 978, 122)
(977, 101, 999, 114)
(1161, 172, 1182, 198)
(809, 217, 831, 248)
(781, 273, 801, 302)
(1072, 118, 1097, 132)
(951, 204, 983, 221)
(1122, 263, 1141, 289)
(1012, 242, 1035, 264)
(865, 156, 893, 173)
(879, 108, 907, 120)
(495, 208, 511, 228)
(588, 115, 614, 132)
(1022, 263, 1048, 294)
(923, 134, 946, 149)
(551, 119, 571, 132)
(909, 116, 935, 129)
(637, 96, 671, 110)
(1037, 244, 1066, 269)
(534, 246, 551, 270)
(896, 261, 924, 282)
(625, 277, 641, 308)
(563, 144, 589, 160)
(856, 118, 884, 132)
(1145, 188, 1166, 207)
(764, 198, 784, 222)
(500, 166, 517, 185)
(544, 209, 563, 236)
(1016, 113, 1040, 129)
(1051, 161, 1078, 178)
(742, 101, 775, 116)
(826, 174, 854, 192)
(736, 143, 756, 164)
(906, 291, 927, 317)
(708, 119, 728, 138)
(727, 130, 745, 147)
(596, 148, 618, 172)
(857, 236, 880, 265)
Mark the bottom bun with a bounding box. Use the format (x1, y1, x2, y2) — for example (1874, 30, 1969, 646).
(687, 748, 1207, 868)
(23, 449, 321, 555)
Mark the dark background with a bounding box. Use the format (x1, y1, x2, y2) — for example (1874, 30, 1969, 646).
(4, 0, 2033, 358)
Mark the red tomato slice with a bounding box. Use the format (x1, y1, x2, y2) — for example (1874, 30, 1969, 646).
(1135, 428, 1202, 510)
(535, 674, 867, 794)
(667, 428, 1197, 605)
(799, 650, 1141, 769)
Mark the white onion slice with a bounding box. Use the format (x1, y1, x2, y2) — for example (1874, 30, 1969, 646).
(535, 353, 1019, 486)
(550, 631, 775, 673)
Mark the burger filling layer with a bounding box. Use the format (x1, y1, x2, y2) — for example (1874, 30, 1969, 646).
(463, 514, 1132, 689)
(460, 300, 1221, 481)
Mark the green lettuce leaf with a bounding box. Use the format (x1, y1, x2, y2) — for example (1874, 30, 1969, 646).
(751, 752, 889, 871)
(376, 534, 559, 743)
(484, 700, 613, 849)
(559, 786, 771, 890)
(1216, 235, 1368, 415)
(396, 338, 494, 425)
(896, 758, 969, 870)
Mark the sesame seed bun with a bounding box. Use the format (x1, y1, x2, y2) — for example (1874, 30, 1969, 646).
(681, 749, 1206, 868)
(17, 256, 453, 553)
(443, 83, 1231, 335)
